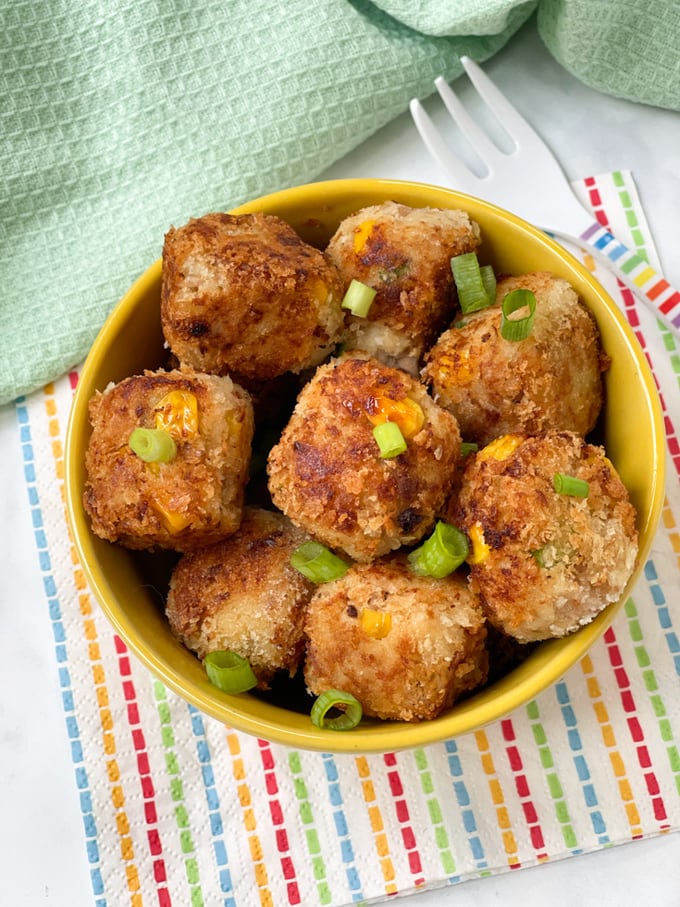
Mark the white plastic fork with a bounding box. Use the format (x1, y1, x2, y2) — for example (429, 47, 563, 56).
(410, 57, 680, 339)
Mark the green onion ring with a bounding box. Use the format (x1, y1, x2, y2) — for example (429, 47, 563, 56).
(407, 520, 469, 579)
(450, 252, 496, 314)
(290, 541, 349, 583)
(310, 689, 363, 730)
(373, 421, 407, 458)
(500, 289, 537, 341)
(553, 473, 590, 498)
(460, 441, 479, 457)
(128, 427, 177, 462)
(204, 650, 258, 693)
(341, 279, 377, 317)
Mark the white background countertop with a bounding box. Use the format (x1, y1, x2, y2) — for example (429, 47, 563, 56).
(1, 17, 679, 906)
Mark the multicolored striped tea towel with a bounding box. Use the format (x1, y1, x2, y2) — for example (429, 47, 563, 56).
(13, 171, 680, 906)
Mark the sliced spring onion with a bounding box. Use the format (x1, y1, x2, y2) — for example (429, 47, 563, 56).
(290, 540, 349, 583)
(531, 547, 548, 568)
(460, 441, 479, 457)
(310, 689, 363, 731)
(480, 263, 497, 302)
(500, 289, 537, 341)
(450, 252, 496, 314)
(553, 473, 590, 498)
(341, 279, 377, 317)
(408, 520, 469, 579)
(205, 650, 257, 693)
(372, 420, 407, 458)
(129, 427, 177, 462)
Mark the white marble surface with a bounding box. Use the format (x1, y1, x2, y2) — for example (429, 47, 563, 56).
(1, 17, 679, 907)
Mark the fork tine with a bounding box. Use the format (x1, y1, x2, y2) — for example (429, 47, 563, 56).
(460, 56, 542, 148)
(433, 75, 501, 169)
(408, 97, 481, 191)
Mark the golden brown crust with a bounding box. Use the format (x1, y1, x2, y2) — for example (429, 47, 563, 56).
(166, 507, 313, 686)
(84, 368, 254, 551)
(453, 431, 638, 642)
(303, 554, 488, 721)
(422, 271, 607, 446)
(326, 201, 481, 372)
(161, 212, 344, 382)
(267, 352, 462, 562)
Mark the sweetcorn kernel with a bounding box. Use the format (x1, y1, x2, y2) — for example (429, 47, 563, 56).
(467, 522, 490, 565)
(360, 609, 392, 639)
(477, 434, 523, 462)
(155, 390, 198, 440)
(366, 395, 425, 439)
(353, 219, 376, 254)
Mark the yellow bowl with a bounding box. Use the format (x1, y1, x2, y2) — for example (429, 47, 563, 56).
(65, 179, 665, 753)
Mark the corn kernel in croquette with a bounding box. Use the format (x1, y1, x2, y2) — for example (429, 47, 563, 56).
(266, 352, 462, 563)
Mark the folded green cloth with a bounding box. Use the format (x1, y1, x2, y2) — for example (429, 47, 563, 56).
(1, 0, 677, 404)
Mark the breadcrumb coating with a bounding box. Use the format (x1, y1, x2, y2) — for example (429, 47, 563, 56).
(166, 507, 314, 687)
(161, 211, 344, 382)
(453, 431, 638, 642)
(84, 368, 253, 551)
(267, 352, 462, 562)
(326, 201, 481, 373)
(304, 554, 488, 721)
(423, 271, 607, 446)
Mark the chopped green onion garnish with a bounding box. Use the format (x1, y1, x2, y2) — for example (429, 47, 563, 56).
(310, 689, 363, 731)
(553, 473, 590, 498)
(341, 279, 377, 317)
(450, 252, 495, 314)
(460, 441, 479, 457)
(531, 547, 548, 568)
(480, 263, 497, 302)
(500, 289, 537, 341)
(372, 421, 407, 458)
(205, 650, 258, 693)
(407, 520, 469, 579)
(290, 540, 349, 583)
(129, 427, 177, 462)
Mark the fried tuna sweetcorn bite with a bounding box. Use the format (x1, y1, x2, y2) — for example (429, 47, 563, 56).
(453, 431, 638, 643)
(161, 212, 344, 383)
(84, 368, 254, 551)
(267, 352, 462, 563)
(304, 554, 488, 722)
(326, 201, 481, 374)
(166, 507, 314, 688)
(422, 272, 607, 446)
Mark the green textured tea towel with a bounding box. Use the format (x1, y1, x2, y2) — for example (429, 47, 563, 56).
(1, 0, 678, 404)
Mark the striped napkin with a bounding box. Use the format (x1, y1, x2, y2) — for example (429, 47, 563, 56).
(13, 171, 680, 906)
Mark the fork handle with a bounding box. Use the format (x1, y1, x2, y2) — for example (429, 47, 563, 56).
(552, 221, 680, 338)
